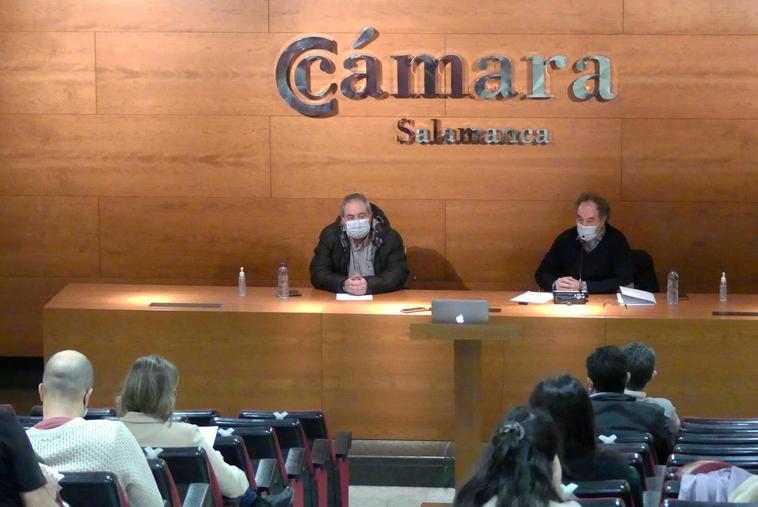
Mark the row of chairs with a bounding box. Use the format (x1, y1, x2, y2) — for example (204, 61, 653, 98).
(9, 405, 352, 507)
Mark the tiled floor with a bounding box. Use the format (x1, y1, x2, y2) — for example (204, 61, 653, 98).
(349, 486, 454, 507)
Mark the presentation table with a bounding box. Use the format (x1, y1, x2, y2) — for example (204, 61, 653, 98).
(44, 284, 757, 483)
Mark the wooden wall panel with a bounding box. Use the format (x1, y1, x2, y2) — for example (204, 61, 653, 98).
(0, 1, 267, 33)
(622, 119, 758, 203)
(0, 278, 69, 357)
(0, 32, 94, 114)
(614, 203, 758, 293)
(322, 314, 504, 439)
(96, 33, 287, 115)
(44, 309, 322, 414)
(501, 318, 605, 412)
(445, 201, 571, 289)
(0, 197, 99, 277)
(0, 115, 270, 197)
(98, 197, 446, 283)
(624, 1, 758, 35)
(271, 117, 621, 201)
(270, 0, 623, 34)
(606, 319, 758, 418)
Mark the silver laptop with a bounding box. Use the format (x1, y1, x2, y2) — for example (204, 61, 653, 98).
(431, 299, 489, 324)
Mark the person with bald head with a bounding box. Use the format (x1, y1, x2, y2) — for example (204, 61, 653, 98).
(26, 350, 163, 507)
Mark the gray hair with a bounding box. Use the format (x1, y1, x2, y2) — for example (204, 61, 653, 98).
(117, 355, 178, 422)
(42, 350, 94, 402)
(340, 193, 371, 217)
(574, 191, 611, 220)
(622, 342, 656, 390)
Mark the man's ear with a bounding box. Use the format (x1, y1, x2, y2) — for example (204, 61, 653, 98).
(83, 387, 93, 408)
(625, 371, 631, 386)
(652, 369, 657, 380)
(586, 377, 594, 392)
(38, 383, 44, 403)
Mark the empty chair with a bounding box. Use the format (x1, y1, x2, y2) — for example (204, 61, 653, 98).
(173, 409, 221, 427)
(668, 454, 758, 469)
(673, 443, 758, 456)
(577, 500, 626, 507)
(630, 249, 659, 293)
(682, 417, 758, 426)
(573, 480, 634, 507)
(677, 434, 758, 445)
(213, 426, 289, 495)
(152, 447, 224, 507)
(213, 436, 257, 488)
(619, 453, 646, 491)
(148, 457, 213, 507)
(218, 417, 319, 506)
(239, 411, 350, 507)
(59, 471, 129, 507)
(0, 403, 15, 414)
(597, 431, 654, 447)
(16, 415, 42, 429)
(662, 502, 758, 507)
(679, 424, 758, 435)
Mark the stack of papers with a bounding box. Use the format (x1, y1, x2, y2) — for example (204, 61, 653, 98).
(510, 291, 554, 304)
(336, 294, 373, 301)
(617, 287, 656, 305)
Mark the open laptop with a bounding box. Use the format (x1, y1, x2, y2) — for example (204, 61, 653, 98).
(431, 299, 489, 324)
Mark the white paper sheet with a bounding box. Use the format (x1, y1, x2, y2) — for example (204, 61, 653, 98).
(198, 425, 218, 447)
(618, 287, 656, 305)
(510, 291, 554, 304)
(336, 293, 374, 301)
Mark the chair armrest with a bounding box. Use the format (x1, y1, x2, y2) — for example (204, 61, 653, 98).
(285, 448, 305, 479)
(311, 439, 331, 467)
(254, 459, 277, 490)
(183, 483, 212, 507)
(335, 431, 352, 458)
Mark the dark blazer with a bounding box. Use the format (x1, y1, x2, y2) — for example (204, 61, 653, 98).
(591, 392, 674, 464)
(309, 203, 409, 294)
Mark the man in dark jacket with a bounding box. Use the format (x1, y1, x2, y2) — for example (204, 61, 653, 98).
(310, 193, 409, 295)
(535, 191, 633, 294)
(586, 346, 673, 463)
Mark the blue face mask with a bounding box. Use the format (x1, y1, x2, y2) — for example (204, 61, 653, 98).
(577, 223, 598, 241)
(345, 218, 371, 239)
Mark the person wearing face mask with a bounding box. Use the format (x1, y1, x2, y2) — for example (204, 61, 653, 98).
(535, 192, 633, 294)
(310, 193, 409, 295)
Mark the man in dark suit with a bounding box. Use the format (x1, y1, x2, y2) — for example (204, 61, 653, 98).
(586, 345, 673, 463)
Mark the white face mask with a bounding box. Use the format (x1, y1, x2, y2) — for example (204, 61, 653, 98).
(577, 223, 598, 241)
(345, 218, 371, 239)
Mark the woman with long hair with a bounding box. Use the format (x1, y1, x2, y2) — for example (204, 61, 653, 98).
(453, 406, 579, 507)
(529, 374, 642, 507)
(117, 355, 292, 507)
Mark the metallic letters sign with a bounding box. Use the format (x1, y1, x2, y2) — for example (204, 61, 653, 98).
(276, 26, 617, 118)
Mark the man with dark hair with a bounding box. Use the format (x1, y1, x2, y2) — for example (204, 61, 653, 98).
(310, 193, 409, 295)
(623, 342, 680, 433)
(586, 346, 673, 463)
(535, 192, 633, 294)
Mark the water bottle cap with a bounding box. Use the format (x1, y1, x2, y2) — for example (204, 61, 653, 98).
(280, 261, 287, 266)
(240, 267, 244, 272)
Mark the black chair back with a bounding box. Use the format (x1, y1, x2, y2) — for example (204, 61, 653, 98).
(154, 447, 222, 507)
(573, 480, 633, 507)
(630, 249, 659, 292)
(663, 501, 758, 507)
(673, 443, 758, 456)
(578, 500, 626, 507)
(147, 458, 183, 507)
(59, 471, 127, 506)
(677, 433, 758, 445)
(173, 409, 220, 426)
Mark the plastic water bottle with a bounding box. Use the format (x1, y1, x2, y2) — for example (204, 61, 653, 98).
(277, 262, 289, 298)
(238, 267, 246, 297)
(666, 270, 679, 305)
(720, 272, 728, 302)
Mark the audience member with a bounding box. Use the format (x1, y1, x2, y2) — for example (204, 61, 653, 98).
(0, 407, 59, 507)
(26, 350, 163, 507)
(623, 342, 680, 434)
(117, 355, 293, 507)
(586, 346, 673, 463)
(453, 406, 580, 507)
(529, 374, 642, 507)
